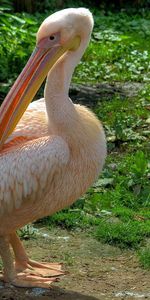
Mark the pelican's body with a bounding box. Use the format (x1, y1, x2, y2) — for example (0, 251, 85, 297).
(0, 98, 105, 233)
(0, 8, 106, 288)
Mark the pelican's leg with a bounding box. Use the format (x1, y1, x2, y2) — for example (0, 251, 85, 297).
(10, 232, 64, 277)
(0, 235, 57, 288)
(0, 235, 16, 282)
(0, 236, 61, 288)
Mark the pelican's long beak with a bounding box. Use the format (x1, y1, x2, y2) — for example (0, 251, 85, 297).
(0, 33, 80, 147)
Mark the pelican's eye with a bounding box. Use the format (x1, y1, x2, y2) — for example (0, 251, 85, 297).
(49, 35, 55, 41)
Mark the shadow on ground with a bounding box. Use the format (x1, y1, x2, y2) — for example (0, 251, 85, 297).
(0, 286, 100, 300)
(69, 82, 143, 107)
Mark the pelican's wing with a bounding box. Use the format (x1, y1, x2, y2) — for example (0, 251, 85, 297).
(5, 98, 48, 144)
(0, 136, 69, 215)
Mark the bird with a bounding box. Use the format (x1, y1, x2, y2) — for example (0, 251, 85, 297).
(0, 8, 106, 288)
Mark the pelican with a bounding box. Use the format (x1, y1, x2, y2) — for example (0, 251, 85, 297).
(0, 8, 106, 288)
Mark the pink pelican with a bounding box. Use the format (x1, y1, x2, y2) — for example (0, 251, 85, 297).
(0, 8, 106, 288)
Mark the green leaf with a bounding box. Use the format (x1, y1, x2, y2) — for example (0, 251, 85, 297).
(94, 178, 114, 187)
(7, 14, 26, 24)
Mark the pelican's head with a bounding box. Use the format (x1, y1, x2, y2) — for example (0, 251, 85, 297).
(37, 8, 93, 45)
(0, 8, 94, 146)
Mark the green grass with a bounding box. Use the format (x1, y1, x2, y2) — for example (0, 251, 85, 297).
(42, 210, 100, 230)
(74, 11, 150, 84)
(0, 7, 150, 268)
(95, 220, 150, 249)
(138, 247, 150, 269)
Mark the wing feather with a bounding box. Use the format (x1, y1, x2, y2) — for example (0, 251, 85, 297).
(5, 98, 48, 145)
(0, 136, 69, 216)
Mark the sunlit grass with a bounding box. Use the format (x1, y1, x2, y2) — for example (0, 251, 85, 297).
(138, 247, 150, 269)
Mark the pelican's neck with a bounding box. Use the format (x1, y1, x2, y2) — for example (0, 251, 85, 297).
(44, 36, 90, 133)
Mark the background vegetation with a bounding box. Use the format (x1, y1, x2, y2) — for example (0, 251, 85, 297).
(0, 0, 150, 269)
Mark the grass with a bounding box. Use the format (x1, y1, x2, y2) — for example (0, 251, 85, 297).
(138, 247, 150, 269)
(74, 11, 150, 83)
(95, 220, 150, 249)
(0, 7, 150, 269)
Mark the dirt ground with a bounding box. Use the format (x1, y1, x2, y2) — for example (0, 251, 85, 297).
(0, 228, 149, 300)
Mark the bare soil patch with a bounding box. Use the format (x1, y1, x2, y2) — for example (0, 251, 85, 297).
(0, 228, 149, 300)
